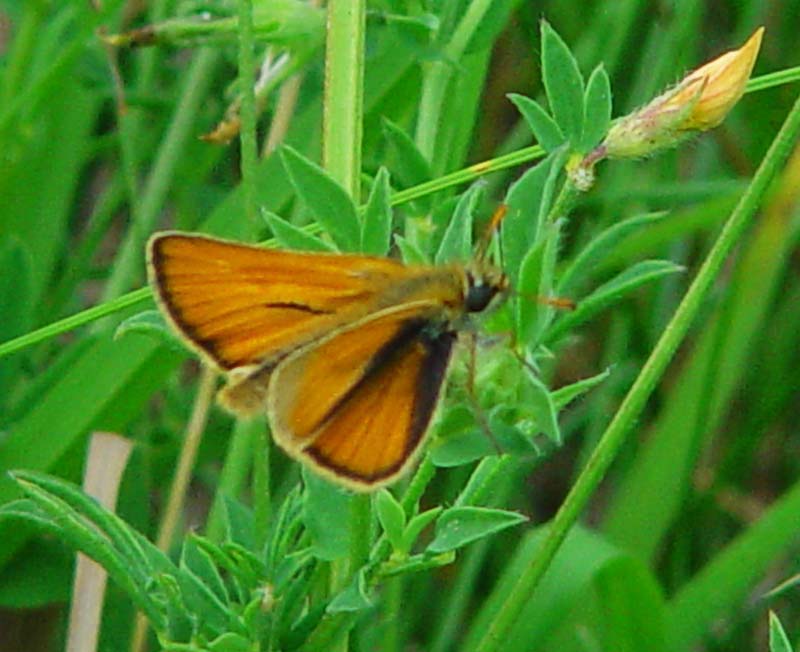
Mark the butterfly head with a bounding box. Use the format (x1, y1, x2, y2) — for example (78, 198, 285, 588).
(464, 266, 508, 313)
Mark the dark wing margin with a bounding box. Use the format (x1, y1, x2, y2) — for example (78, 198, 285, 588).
(308, 326, 455, 486)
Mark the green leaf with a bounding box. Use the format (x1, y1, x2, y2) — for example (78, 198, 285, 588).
(394, 234, 430, 264)
(181, 535, 230, 606)
(520, 368, 560, 445)
(507, 94, 564, 153)
(581, 64, 612, 152)
(515, 219, 561, 347)
(502, 155, 554, 283)
(551, 368, 612, 410)
(280, 145, 360, 251)
(435, 183, 483, 263)
(361, 166, 393, 255)
(261, 209, 335, 252)
(427, 506, 527, 553)
(593, 556, 668, 652)
(769, 612, 793, 652)
(221, 494, 256, 550)
(375, 489, 406, 551)
(558, 212, 668, 294)
(114, 310, 188, 355)
(177, 554, 233, 636)
(327, 568, 371, 613)
(515, 241, 546, 345)
(401, 507, 443, 554)
(208, 632, 253, 652)
(302, 469, 351, 561)
(381, 118, 432, 200)
(541, 20, 585, 145)
(547, 260, 684, 344)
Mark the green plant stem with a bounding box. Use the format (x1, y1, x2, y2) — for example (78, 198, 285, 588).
(415, 0, 495, 166)
(383, 575, 405, 652)
(323, 0, 366, 197)
(320, 2, 368, 648)
(205, 418, 259, 542)
(253, 423, 271, 550)
(238, 0, 259, 232)
(99, 48, 219, 307)
(469, 89, 800, 652)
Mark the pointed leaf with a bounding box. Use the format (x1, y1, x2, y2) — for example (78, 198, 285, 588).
(375, 489, 406, 551)
(769, 612, 793, 652)
(502, 155, 554, 283)
(548, 260, 684, 344)
(361, 167, 393, 255)
(541, 20, 585, 144)
(221, 494, 256, 550)
(280, 146, 360, 251)
(552, 368, 612, 410)
(181, 535, 229, 606)
(394, 234, 430, 264)
(261, 209, 335, 252)
(558, 212, 668, 294)
(114, 310, 188, 355)
(381, 118, 432, 211)
(520, 369, 560, 444)
(435, 183, 483, 263)
(401, 507, 443, 554)
(427, 506, 528, 553)
(581, 64, 612, 152)
(302, 469, 351, 561)
(508, 94, 565, 152)
(327, 568, 371, 613)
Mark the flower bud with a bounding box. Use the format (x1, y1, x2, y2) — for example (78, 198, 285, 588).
(601, 27, 764, 159)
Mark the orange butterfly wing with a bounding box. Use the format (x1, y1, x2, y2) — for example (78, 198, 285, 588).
(147, 233, 410, 370)
(268, 302, 456, 490)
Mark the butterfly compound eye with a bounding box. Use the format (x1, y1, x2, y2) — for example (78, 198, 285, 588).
(465, 280, 498, 313)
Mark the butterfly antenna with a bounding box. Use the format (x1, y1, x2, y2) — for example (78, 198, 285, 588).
(475, 203, 508, 263)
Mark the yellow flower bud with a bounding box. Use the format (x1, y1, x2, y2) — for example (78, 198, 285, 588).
(665, 27, 764, 131)
(600, 27, 764, 160)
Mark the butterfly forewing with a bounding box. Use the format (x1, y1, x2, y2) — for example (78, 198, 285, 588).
(148, 233, 412, 370)
(269, 303, 455, 489)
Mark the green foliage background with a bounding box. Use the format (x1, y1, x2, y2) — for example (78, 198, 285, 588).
(1, 1, 800, 651)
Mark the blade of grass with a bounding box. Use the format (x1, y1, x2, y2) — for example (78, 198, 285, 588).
(667, 476, 800, 649)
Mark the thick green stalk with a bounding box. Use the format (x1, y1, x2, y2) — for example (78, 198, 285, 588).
(238, 0, 259, 232)
(323, 0, 366, 197)
(320, 2, 368, 648)
(469, 89, 800, 652)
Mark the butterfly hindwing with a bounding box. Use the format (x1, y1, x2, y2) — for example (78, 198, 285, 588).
(268, 302, 456, 489)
